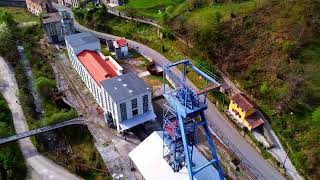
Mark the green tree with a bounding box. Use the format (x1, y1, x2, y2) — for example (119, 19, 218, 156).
(35, 77, 56, 100)
(259, 82, 270, 96)
(312, 107, 320, 126)
(0, 12, 18, 64)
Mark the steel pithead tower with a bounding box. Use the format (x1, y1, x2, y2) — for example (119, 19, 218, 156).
(162, 60, 224, 180)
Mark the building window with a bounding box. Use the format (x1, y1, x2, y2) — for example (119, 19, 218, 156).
(120, 103, 127, 120)
(131, 98, 137, 109)
(132, 109, 138, 116)
(143, 95, 148, 113)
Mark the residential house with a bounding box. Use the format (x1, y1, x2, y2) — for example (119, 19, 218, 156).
(113, 38, 130, 59)
(62, 0, 80, 7)
(228, 93, 264, 131)
(42, 12, 63, 43)
(42, 10, 75, 43)
(101, 0, 124, 7)
(26, 0, 52, 15)
(65, 32, 155, 133)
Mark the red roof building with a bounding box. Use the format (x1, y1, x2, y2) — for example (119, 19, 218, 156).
(115, 38, 128, 47)
(77, 50, 118, 85)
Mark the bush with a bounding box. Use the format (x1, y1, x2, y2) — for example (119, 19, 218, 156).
(40, 109, 78, 126)
(162, 28, 174, 40)
(35, 77, 56, 100)
(0, 95, 27, 179)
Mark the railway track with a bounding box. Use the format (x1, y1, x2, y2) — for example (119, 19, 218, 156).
(54, 53, 91, 115)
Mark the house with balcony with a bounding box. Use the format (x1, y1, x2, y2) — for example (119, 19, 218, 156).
(26, 0, 52, 15)
(227, 93, 264, 131)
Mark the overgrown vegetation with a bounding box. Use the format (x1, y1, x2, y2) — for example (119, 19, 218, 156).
(40, 125, 110, 179)
(0, 8, 108, 179)
(76, 0, 320, 178)
(0, 95, 27, 180)
(211, 1, 320, 178)
(118, 0, 187, 22)
(0, 10, 27, 180)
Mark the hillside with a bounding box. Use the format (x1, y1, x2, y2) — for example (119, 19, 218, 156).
(183, 0, 320, 178)
(124, 0, 320, 178)
(79, 0, 320, 178)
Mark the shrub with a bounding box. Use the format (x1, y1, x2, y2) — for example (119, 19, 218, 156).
(35, 76, 56, 100)
(259, 82, 270, 96)
(162, 28, 174, 40)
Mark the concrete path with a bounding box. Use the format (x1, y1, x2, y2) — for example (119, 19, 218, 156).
(0, 57, 80, 180)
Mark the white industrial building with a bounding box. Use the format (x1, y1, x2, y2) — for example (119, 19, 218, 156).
(129, 131, 220, 180)
(65, 32, 155, 133)
(101, 73, 156, 132)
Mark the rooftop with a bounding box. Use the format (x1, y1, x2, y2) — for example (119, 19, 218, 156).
(101, 73, 151, 102)
(115, 38, 128, 47)
(42, 12, 61, 24)
(231, 93, 255, 112)
(59, 10, 72, 20)
(29, 0, 44, 4)
(129, 131, 220, 180)
(246, 111, 264, 129)
(77, 50, 118, 85)
(65, 32, 99, 47)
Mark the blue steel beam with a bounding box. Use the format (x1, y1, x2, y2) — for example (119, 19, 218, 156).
(162, 60, 224, 180)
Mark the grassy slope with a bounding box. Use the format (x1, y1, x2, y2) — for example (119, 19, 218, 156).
(0, 95, 27, 180)
(0, 7, 37, 22)
(118, 0, 186, 21)
(214, 1, 320, 178)
(76, 1, 320, 177)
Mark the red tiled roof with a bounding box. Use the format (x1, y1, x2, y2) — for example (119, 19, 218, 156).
(246, 112, 264, 129)
(77, 50, 118, 85)
(116, 38, 127, 47)
(231, 93, 255, 112)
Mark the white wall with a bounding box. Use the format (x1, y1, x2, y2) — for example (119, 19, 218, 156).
(115, 92, 153, 132)
(66, 40, 104, 108)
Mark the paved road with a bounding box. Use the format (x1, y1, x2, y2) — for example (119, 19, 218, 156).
(0, 57, 80, 180)
(0, 118, 85, 145)
(53, 3, 285, 179)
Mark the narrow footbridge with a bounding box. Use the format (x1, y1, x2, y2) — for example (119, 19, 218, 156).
(0, 118, 86, 145)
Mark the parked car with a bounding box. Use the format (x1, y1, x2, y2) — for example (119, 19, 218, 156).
(147, 62, 163, 76)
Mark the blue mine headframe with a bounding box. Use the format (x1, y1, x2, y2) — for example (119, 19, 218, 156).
(162, 60, 224, 180)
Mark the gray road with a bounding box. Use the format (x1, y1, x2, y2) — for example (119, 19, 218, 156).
(53, 3, 285, 179)
(0, 57, 80, 180)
